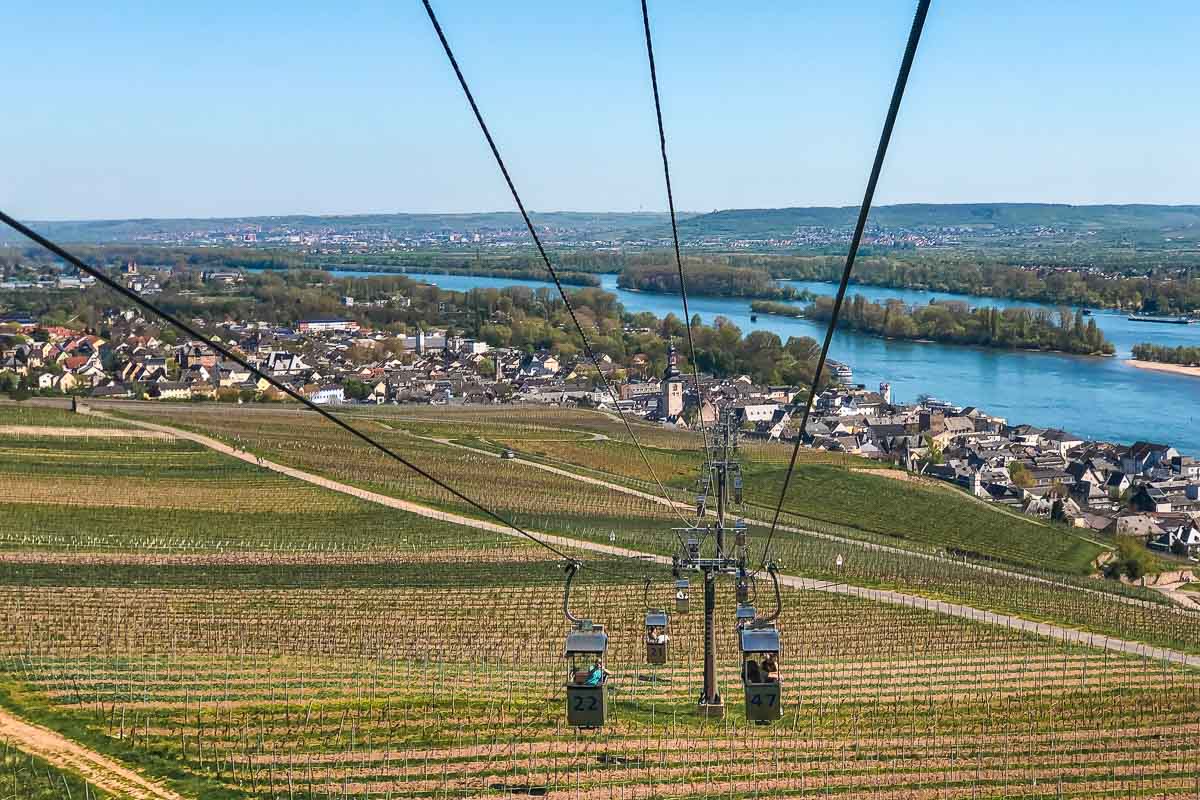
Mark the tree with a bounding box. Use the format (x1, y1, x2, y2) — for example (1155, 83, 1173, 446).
(1102, 536, 1158, 582)
(1008, 462, 1034, 489)
(11, 375, 31, 401)
(923, 434, 944, 464)
(344, 379, 371, 401)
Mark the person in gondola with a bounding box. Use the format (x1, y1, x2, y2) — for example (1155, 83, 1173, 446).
(646, 626, 669, 645)
(761, 654, 779, 683)
(584, 658, 611, 686)
(744, 658, 762, 683)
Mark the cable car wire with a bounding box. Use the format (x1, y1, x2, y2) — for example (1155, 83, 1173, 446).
(422, 0, 691, 526)
(755, 0, 931, 574)
(0, 208, 653, 581)
(639, 0, 711, 459)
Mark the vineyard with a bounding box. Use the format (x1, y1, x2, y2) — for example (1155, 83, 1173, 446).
(100, 403, 1200, 655)
(110, 403, 1101, 571)
(1, 401, 1199, 798)
(3, 556, 1200, 798)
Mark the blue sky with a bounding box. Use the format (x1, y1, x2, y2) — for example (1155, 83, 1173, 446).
(3, 1, 1198, 219)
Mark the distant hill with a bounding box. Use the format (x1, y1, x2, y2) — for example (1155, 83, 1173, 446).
(672, 203, 1200, 240)
(6, 204, 1200, 247)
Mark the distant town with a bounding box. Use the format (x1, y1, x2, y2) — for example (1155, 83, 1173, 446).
(11, 203, 1180, 254)
(5, 218, 988, 252)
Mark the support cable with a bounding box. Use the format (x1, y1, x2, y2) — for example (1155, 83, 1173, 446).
(0, 209, 649, 581)
(639, 0, 711, 460)
(421, 0, 690, 526)
(756, 0, 931, 573)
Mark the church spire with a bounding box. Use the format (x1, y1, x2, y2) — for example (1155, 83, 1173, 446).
(664, 341, 681, 381)
(659, 340, 684, 418)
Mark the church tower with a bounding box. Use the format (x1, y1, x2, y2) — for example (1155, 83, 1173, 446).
(659, 342, 684, 418)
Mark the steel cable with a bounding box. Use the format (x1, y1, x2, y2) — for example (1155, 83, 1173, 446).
(639, 0, 712, 464)
(0, 209, 652, 582)
(756, 0, 932, 574)
(422, 0, 691, 527)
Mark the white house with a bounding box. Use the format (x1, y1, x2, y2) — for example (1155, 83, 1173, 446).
(735, 403, 781, 424)
(1148, 522, 1200, 560)
(308, 385, 345, 405)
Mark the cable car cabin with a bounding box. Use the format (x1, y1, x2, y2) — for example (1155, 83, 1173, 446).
(644, 610, 669, 664)
(740, 624, 782, 722)
(564, 625, 609, 728)
(734, 518, 747, 548)
(674, 579, 690, 613)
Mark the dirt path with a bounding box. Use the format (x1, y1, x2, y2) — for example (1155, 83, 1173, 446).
(0, 425, 173, 440)
(97, 410, 1200, 669)
(852, 466, 937, 485)
(0, 707, 186, 800)
(1153, 582, 1200, 611)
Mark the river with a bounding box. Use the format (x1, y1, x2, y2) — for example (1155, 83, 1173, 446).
(330, 268, 1200, 454)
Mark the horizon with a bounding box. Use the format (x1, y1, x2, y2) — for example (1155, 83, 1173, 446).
(21, 200, 1200, 226)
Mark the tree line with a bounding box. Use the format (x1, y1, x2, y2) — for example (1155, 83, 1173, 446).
(473, 288, 826, 387)
(317, 252, 600, 286)
(617, 261, 806, 300)
(1130, 343, 1200, 366)
(805, 296, 1114, 355)
(750, 300, 805, 318)
(745, 254, 1200, 313)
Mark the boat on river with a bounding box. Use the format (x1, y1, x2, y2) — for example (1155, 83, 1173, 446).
(827, 360, 853, 382)
(1128, 314, 1194, 325)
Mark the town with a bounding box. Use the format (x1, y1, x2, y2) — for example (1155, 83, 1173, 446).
(3, 269, 1197, 568)
(0, 210, 1083, 253)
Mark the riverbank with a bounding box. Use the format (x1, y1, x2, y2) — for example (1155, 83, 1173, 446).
(1125, 359, 1200, 378)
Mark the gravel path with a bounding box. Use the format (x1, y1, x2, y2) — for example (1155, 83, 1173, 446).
(0, 708, 186, 800)
(0, 424, 173, 439)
